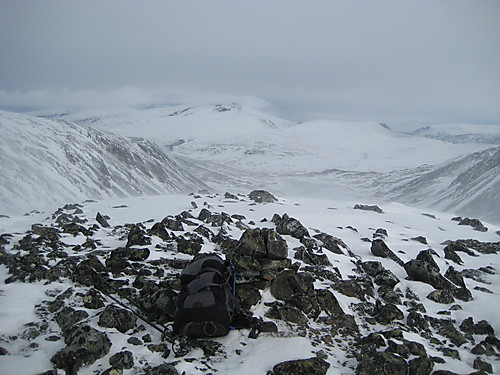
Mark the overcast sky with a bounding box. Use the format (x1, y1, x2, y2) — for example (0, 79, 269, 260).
(0, 0, 499, 126)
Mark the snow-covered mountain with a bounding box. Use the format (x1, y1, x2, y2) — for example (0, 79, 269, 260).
(0, 110, 207, 215)
(2, 105, 499, 224)
(409, 124, 500, 145)
(34, 104, 499, 223)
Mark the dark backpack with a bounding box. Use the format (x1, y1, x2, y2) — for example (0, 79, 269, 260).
(173, 254, 236, 338)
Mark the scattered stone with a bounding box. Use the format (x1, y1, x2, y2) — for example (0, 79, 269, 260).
(356, 351, 408, 375)
(248, 190, 277, 203)
(374, 303, 404, 324)
(427, 289, 455, 304)
(51, 325, 111, 375)
(109, 351, 134, 370)
(145, 364, 180, 375)
(473, 357, 493, 373)
(460, 317, 495, 335)
(272, 356, 330, 375)
(148, 222, 171, 241)
(457, 217, 488, 232)
(411, 236, 428, 244)
(55, 307, 89, 335)
(443, 246, 463, 265)
(444, 266, 466, 288)
(354, 204, 384, 214)
(404, 260, 453, 290)
(126, 225, 151, 247)
(273, 214, 310, 239)
(314, 233, 346, 255)
(98, 305, 137, 333)
(371, 239, 404, 266)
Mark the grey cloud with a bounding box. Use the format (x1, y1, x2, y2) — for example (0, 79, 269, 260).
(0, 0, 499, 125)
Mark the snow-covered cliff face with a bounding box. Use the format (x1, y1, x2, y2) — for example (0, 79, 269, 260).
(0, 110, 208, 215)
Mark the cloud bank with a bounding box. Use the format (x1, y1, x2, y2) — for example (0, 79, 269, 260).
(0, 0, 499, 125)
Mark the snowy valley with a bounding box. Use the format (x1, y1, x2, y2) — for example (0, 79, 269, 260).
(0, 105, 499, 375)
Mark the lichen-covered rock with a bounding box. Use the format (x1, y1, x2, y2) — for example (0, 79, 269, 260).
(459, 317, 495, 335)
(109, 350, 134, 369)
(126, 225, 151, 247)
(51, 325, 111, 375)
(55, 307, 89, 335)
(98, 305, 137, 333)
(96, 212, 110, 227)
(374, 303, 404, 324)
(427, 289, 455, 304)
(148, 222, 170, 241)
(110, 246, 150, 261)
(270, 270, 313, 301)
(145, 364, 180, 375)
(272, 356, 330, 375)
(408, 356, 434, 375)
(473, 357, 493, 373)
(356, 351, 408, 375)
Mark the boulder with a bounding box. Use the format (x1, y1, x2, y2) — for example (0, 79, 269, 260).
(98, 305, 137, 333)
(273, 214, 310, 240)
(272, 357, 330, 375)
(248, 190, 277, 203)
(51, 325, 111, 375)
(356, 352, 408, 375)
(404, 260, 453, 290)
(371, 239, 404, 266)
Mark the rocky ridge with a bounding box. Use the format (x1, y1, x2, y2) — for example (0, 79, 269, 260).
(0, 191, 499, 374)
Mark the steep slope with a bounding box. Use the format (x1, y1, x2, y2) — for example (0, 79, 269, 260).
(0, 110, 207, 215)
(389, 147, 500, 223)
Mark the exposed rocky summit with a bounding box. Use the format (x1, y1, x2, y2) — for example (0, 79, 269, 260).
(0, 191, 498, 374)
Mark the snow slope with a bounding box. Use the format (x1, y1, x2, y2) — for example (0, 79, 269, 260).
(0, 192, 499, 374)
(0, 110, 208, 215)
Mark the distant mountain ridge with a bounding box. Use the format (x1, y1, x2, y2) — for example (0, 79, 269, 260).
(2, 106, 498, 224)
(409, 124, 500, 145)
(0, 110, 207, 215)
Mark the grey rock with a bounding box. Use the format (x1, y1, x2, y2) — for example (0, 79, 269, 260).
(356, 351, 408, 375)
(98, 305, 137, 333)
(51, 325, 111, 375)
(109, 351, 134, 369)
(354, 204, 384, 214)
(273, 213, 310, 240)
(248, 190, 277, 203)
(371, 239, 404, 266)
(404, 260, 453, 290)
(313, 233, 346, 255)
(272, 357, 330, 375)
(427, 289, 455, 304)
